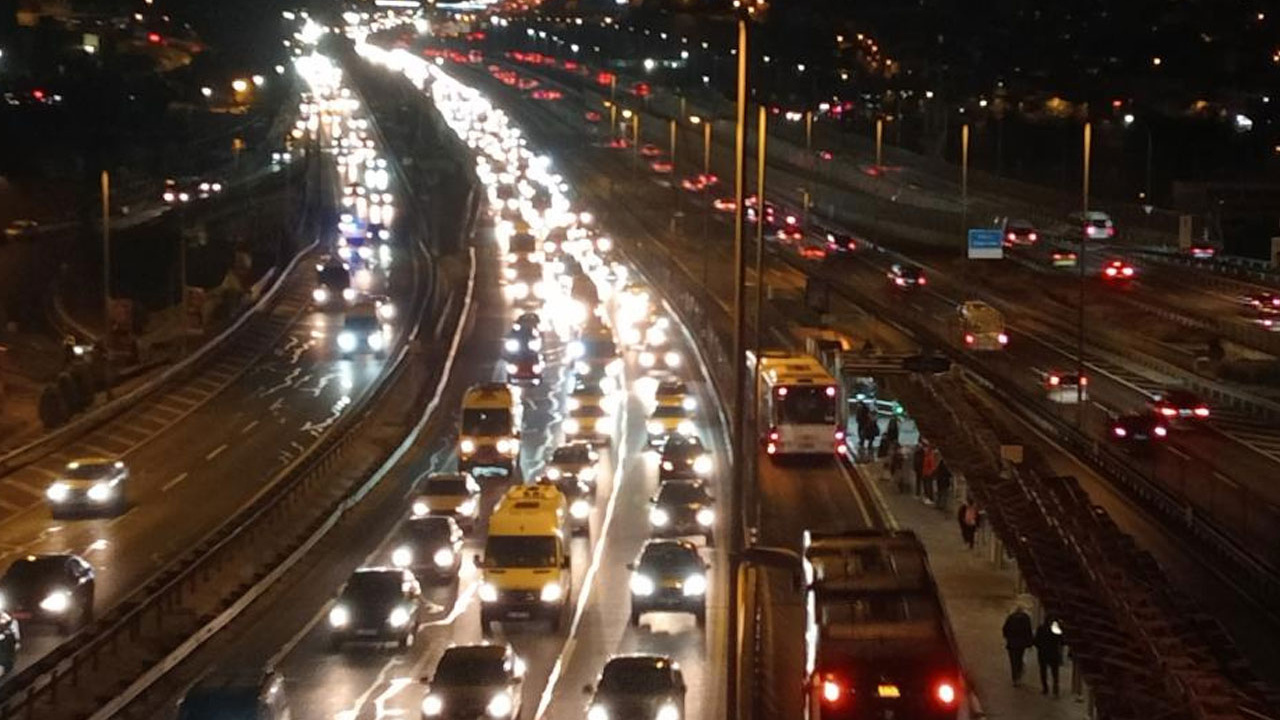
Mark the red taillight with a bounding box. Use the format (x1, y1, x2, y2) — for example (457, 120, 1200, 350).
(766, 442, 777, 455)
(964, 333, 974, 344)
(1049, 375, 1061, 386)
(1113, 426, 1127, 437)
(1105, 267, 1118, 277)
(826, 386, 838, 397)
(1154, 425, 1168, 438)
(1158, 407, 1177, 417)
(936, 682, 957, 705)
(147, 32, 161, 44)
(1006, 232, 1015, 241)
(1193, 406, 1210, 418)
(1029, 232, 1038, 241)
(1107, 227, 1116, 236)
(835, 430, 845, 441)
(822, 678, 843, 704)
(1121, 266, 1134, 277)
(1080, 376, 1088, 385)
(777, 387, 788, 397)
(894, 277, 906, 286)
(997, 333, 1009, 345)
(768, 428, 780, 441)
(917, 277, 927, 285)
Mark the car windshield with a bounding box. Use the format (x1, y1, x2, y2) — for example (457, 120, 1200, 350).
(897, 266, 922, 279)
(462, 409, 512, 436)
(177, 691, 259, 720)
(552, 446, 590, 464)
(599, 663, 674, 694)
(658, 483, 709, 505)
(485, 536, 557, 568)
(319, 266, 350, 286)
(344, 314, 378, 332)
(343, 572, 401, 601)
(3, 557, 64, 585)
(582, 339, 617, 358)
(1008, 220, 1033, 231)
(656, 383, 687, 397)
(424, 478, 469, 496)
(64, 463, 112, 479)
(402, 519, 452, 543)
(776, 387, 837, 425)
(652, 406, 687, 419)
(434, 650, 509, 686)
(640, 544, 701, 571)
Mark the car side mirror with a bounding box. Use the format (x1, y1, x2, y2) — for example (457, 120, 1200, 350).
(625, 562, 636, 571)
(420, 675, 432, 685)
(582, 684, 594, 696)
(473, 553, 484, 568)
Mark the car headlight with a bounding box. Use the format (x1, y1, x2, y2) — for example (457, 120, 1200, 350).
(510, 282, 529, 299)
(377, 303, 396, 321)
(574, 361, 590, 375)
(647, 421, 664, 436)
(639, 352, 655, 368)
(678, 420, 697, 437)
(504, 338, 520, 353)
(497, 438, 517, 456)
(460, 439, 476, 455)
(664, 352, 681, 367)
(568, 341, 585, 359)
(412, 501, 429, 517)
(697, 508, 716, 526)
(579, 466, 597, 483)
(388, 606, 412, 628)
(683, 573, 708, 596)
(546, 467, 562, 480)
(391, 545, 413, 568)
(358, 245, 374, 260)
(661, 461, 675, 472)
(570, 498, 591, 519)
(337, 331, 357, 352)
(587, 704, 609, 720)
(693, 455, 713, 476)
(433, 548, 455, 568)
(649, 507, 670, 527)
(328, 605, 350, 628)
(607, 358, 623, 376)
(487, 690, 514, 718)
(39, 590, 71, 614)
(367, 331, 385, 351)
(540, 582, 563, 603)
(564, 418, 580, 435)
(342, 287, 357, 302)
(506, 362, 519, 374)
(630, 573, 655, 596)
(422, 693, 444, 717)
(656, 703, 680, 720)
(46, 482, 70, 503)
(528, 338, 542, 352)
(682, 397, 698, 411)
(312, 287, 330, 304)
(457, 498, 478, 517)
(478, 583, 499, 603)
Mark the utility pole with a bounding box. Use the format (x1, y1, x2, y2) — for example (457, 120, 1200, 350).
(101, 170, 113, 399)
(1077, 122, 1091, 415)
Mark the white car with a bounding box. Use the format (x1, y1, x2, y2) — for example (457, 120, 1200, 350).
(1069, 211, 1115, 240)
(1045, 371, 1088, 404)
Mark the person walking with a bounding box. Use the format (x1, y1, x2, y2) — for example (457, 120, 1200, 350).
(1002, 606, 1035, 687)
(882, 416, 900, 448)
(890, 445, 908, 492)
(934, 459, 953, 512)
(859, 413, 880, 455)
(1035, 617, 1066, 697)
(957, 498, 980, 549)
(921, 444, 940, 504)
(912, 441, 927, 497)
(854, 403, 872, 454)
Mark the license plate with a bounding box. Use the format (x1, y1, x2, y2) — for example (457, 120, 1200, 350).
(877, 684, 901, 698)
(507, 611, 531, 619)
(356, 629, 379, 636)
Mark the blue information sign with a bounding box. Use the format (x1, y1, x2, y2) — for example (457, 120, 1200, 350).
(967, 228, 1004, 260)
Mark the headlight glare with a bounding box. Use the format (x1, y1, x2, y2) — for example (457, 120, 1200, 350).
(540, 582, 563, 603)
(630, 573, 655, 596)
(328, 605, 350, 628)
(683, 573, 708, 596)
(479, 583, 499, 603)
(649, 507, 670, 527)
(433, 547, 455, 568)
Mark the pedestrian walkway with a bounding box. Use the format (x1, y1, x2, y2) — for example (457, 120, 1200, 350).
(849, 427, 1091, 719)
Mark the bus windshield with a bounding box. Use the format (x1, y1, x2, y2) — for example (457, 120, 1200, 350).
(462, 408, 512, 436)
(775, 387, 837, 425)
(484, 536, 557, 568)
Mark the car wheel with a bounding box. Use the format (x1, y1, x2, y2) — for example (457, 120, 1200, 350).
(480, 612, 494, 636)
(398, 631, 413, 649)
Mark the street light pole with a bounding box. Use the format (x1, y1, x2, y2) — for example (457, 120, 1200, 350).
(752, 105, 767, 387)
(875, 117, 884, 169)
(1077, 121, 1091, 413)
(961, 122, 970, 232)
(100, 170, 113, 399)
(727, 10, 750, 720)
(804, 109, 813, 155)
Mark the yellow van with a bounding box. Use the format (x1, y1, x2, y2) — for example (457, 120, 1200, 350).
(459, 383, 519, 475)
(476, 485, 570, 633)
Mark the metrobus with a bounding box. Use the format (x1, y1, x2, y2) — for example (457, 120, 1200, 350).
(751, 351, 845, 457)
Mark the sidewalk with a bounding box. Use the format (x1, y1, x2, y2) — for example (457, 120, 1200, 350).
(849, 414, 1091, 720)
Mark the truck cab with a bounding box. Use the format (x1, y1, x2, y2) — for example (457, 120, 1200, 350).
(459, 384, 519, 475)
(477, 485, 571, 633)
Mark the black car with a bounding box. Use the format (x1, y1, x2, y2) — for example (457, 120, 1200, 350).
(503, 324, 542, 356)
(627, 540, 708, 627)
(327, 568, 423, 650)
(0, 553, 95, 632)
(178, 668, 291, 720)
(822, 229, 858, 254)
(658, 435, 712, 482)
(887, 263, 926, 289)
(421, 644, 525, 720)
(1001, 218, 1038, 246)
(649, 480, 715, 546)
(544, 443, 600, 490)
(0, 611, 19, 676)
(505, 349, 544, 385)
(313, 262, 354, 309)
(390, 516, 464, 583)
(584, 655, 686, 720)
(1109, 413, 1169, 443)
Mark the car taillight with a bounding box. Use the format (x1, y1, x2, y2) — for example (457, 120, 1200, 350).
(998, 333, 1009, 345)
(1006, 232, 1015, 241)
(1107, 227, 1115, 236)
(936, 682, 957, 705)
(1154, 425, 1168, 438)
(822, 678, 843, 704)
(1029, 232, 1038, 241)
(894, 277, 906, 286)
(1113, 426, 1127, 437)
(1048, 375, 1061, 386)
(1105, 267, 1118, 277)
(835, 430, 846, 441)
(1080, 376, 1088, 385)
(1193, 406, 1210, 418)
(1158, 407, 1177, 417)
(964, 333, 975, 344)
(1121, 266, 1134, 277)
(768, 428, 780, 441)
(766, 442, 777, 455)
(917, 277, 927, 285)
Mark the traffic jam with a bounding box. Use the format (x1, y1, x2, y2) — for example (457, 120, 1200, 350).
(230, 26, 725, 720)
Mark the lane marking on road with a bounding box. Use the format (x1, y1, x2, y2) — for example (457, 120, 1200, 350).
(836, 458, 875, 528)
(1168, 446, 1190, 461)
(534, 374, 634, 720)
(204, 444, 229, 462)
(162, 472, 189, 493)
(333, 655, 405, 720)
(242, 419, 261, 434)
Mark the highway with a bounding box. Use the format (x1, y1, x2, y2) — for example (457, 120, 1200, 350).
(471, 53, 1280, 569)
(0, 66, 424, 683)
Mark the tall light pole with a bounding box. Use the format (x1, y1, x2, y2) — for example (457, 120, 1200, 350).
(1078, 121, 1091, 412)
(727, 6, 751, 720)
(100, 170, 113, 399)
(691, 114, 712, 176)
(752, 105, 768, 382)
(961, 122, 970, 232)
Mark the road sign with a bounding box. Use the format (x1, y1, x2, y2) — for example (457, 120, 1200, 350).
(967, 228, 1004, 260)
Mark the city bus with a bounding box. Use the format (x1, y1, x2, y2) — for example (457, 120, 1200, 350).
(752, 351, 845, 457)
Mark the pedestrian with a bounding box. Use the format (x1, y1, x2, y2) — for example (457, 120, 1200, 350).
(1002, 605, 1035, 687)
(912, 442, 927, 496)
(854, 403, 871, 446)
(882, 416, 900, 448)
(859, 412, 880, 455)
(935, 459, 953, 511)
(890, 445, 908, 492)
(1035, 617, 1066, 697)
(921, 444, 940, 504)
(957, 498, 980, 549)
